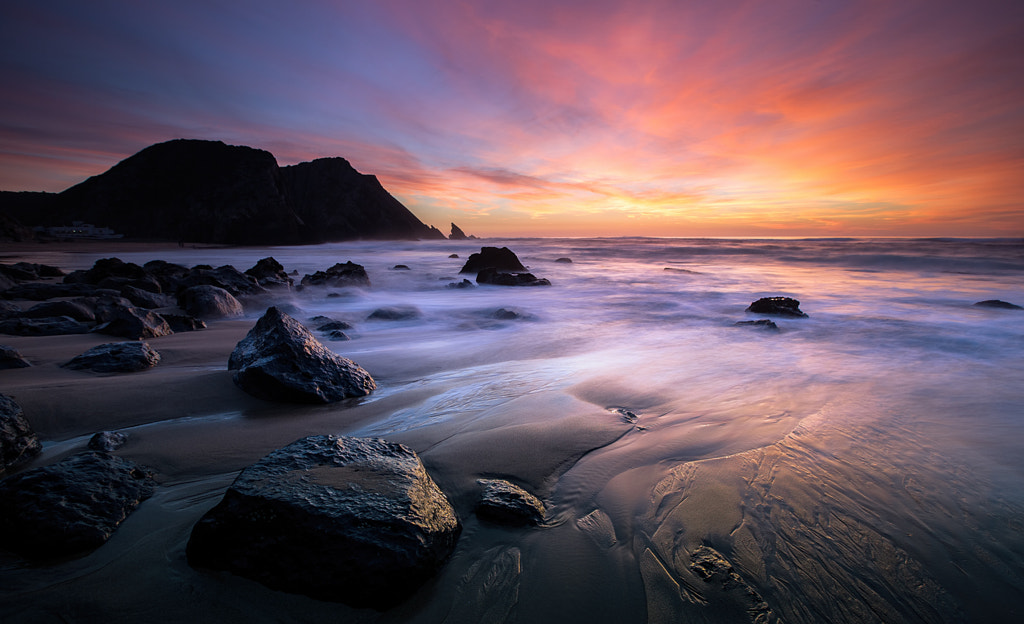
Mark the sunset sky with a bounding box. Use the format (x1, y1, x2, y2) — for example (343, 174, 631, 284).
(1, 1, 1022, 237)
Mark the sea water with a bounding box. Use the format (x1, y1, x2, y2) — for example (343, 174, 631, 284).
(8, 237, 1024, 622)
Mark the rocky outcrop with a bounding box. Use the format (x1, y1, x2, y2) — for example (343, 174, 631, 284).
(367, 305, 421, 321)
(0, 316, 92, 336)
(745, 297, 808, 318)
(735, 319, 779, 331)
(245, 257, 292, 289)
(281, 157, 444, 242)
(475, 479, 546, 526)
(449, 223, 475, 240)
(460, 247, 527, 274)
(476, 268, 551, 287)
(974, 299, 1023, 310)
(300, 261, 370, 288)
(91, 304, 173, 340)
(187, 435, 461, 608)
(1, 394, 41, 474)
(0, 451, 156, 558)
(63, 341, 161, 373)
(88, 431, 128, 452)
(228, 307, 375, 403)
(120, 285, 175, 309)
(22, 300, 96, 322)
(178, 285, 244, 319)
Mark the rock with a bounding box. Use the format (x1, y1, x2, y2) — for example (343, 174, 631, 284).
(0, 451, 156, 558)
(476, 268, 551, 287)
(0, 316, 92, 336)
(459, 247, 526, 274)
(92, 305, 173, 340)
(367, 305, 421, 321)
(21, 299, 97, 322)
(245, 257, 293, 289)
(689, 545, 775, 622)
(446, 279, 475, 289)
(0, 282, 104, 301)
(120, 285, 175, 309)
(0, 261, 64, 281)
(391, 264, 411, 271)
(64, 342, 161, 373)
(142, 259, 191, 292)
(448, 254, 459, 259)
(974, 299, 1023, 310)
(745, 296, 808, 318)
(475, 479, 546, 526)
(0, 345, 31, 369)
(0, 301, 21, 318)
(1, 394, 41, 474)
(490, 308, 529, 320)
(160, 314, 207, 332)
(300, 261, 371, 288)
(178, 265, 265, 297)
(313, 318, 353, 332)
(64, 257, 148, 287)
(325, 330, 351, 341)
(88, 431, 128, 452)
(178, 285, 244, 319)
(186, 434, 461, 608)
(554, 257, 573, 263)
(228, 307, 375, 403)
(449, 223, 469, 240)
(735, 319, 779, 331)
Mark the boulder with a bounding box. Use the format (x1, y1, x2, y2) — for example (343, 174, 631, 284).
(476, 268, 551, 287)
(0, 282, 105, 301)
(187, 435, 461, 608)
(446, 279, 475, 289)
(178, 265, 265, 297)
(312, 318, 353, 332)
(0, 451, 156, 558)
(228, 307, 375, 403)
(160, 313, 207, 332)
(554, 257, 573, 263)
(0, 316, 92, 336)
(367, 305, 421, 321)
(324, 330, 351, 341)
(142, 259, 191, 292)
(1, 394, 41, 474)
(300, 261, 371, 288)
(92, 305, 173, 340)
(745, 297, 808, 318)
(475, 479, 546, 526)
(88, 431, 128, 452)
(22, 299, 97, 322)
(490, 307, 529, 321)
(0, 301, 21, 318)
(245, 257, 293, 289)
(0, 344, 31, 369)
(178, 285, 244, 319)
(391, 264, 411, 271)
(120, 285, 175, 309)
(64, 341, 161, 373)
(0, 262, 63, 281)
(448, 254, 459, 259)
(459, 247, 526, 274)
(974, 299, 1023, 310)
(735, 319, 779, 331)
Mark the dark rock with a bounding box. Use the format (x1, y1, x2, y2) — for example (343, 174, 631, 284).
(974, 299, 1023, 310)
(120, 285, 175, 309)
(1, 394, 41, 474)
(88, 431, 128, 452)
(0, 451, 156, 558)
(446, 279, 475, 289)
(300, 261, 371, 288)
(490, 308, 528, 320)
(664, 267, 702, 274)
(745, 297, 808, 318)
(0, 272, 15, 292)
(325, 330, 351, 341)
(460, 247, 526, 274)
(0, 282, 103, 301)
(367, 306, 421, 321)
(160, 314, 207, 332)
(476, 268, 551, 287)
(475, 479, 546, 526)
(448, 254, 459, 259)
(178, 285, 244, 319)
(554, 257, 573, 263)
(449, 223, 469, 240)
(315, 320, 354, 332)
(245, 257, 293, 289)
(92, 305, 173, 340)
(0, 345, 31, 369)
(22, 299, 96, 322)
(228, 307, 375, 403)
(178, 265, 265, 297)
(142, 259, 190, 292)
(65, 257, 147, 286)
(735, 319, 780, 331)
(0, 262, 64, 281)
(0, 316, 92, 336)
(64, 341, 161, 373)
(391, 264, 411, 271)
(187, 434, 460, 608)
(280, 156, 445, 243)
(0, 301, 21, 318)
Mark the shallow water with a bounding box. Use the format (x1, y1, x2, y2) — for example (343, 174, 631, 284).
(3, 237, 1024, 622)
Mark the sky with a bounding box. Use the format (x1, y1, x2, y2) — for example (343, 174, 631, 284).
(1, 0, 1022, 238)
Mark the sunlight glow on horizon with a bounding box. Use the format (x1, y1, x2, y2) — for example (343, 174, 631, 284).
(1, 0, 1021, 237)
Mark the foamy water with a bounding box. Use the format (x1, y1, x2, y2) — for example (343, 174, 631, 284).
(7, 237, 1024, 622)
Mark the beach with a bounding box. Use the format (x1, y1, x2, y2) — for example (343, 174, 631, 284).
(2, 237, 1023, 623)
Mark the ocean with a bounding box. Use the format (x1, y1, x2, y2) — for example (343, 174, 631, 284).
(4, 237, 1023, 622)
